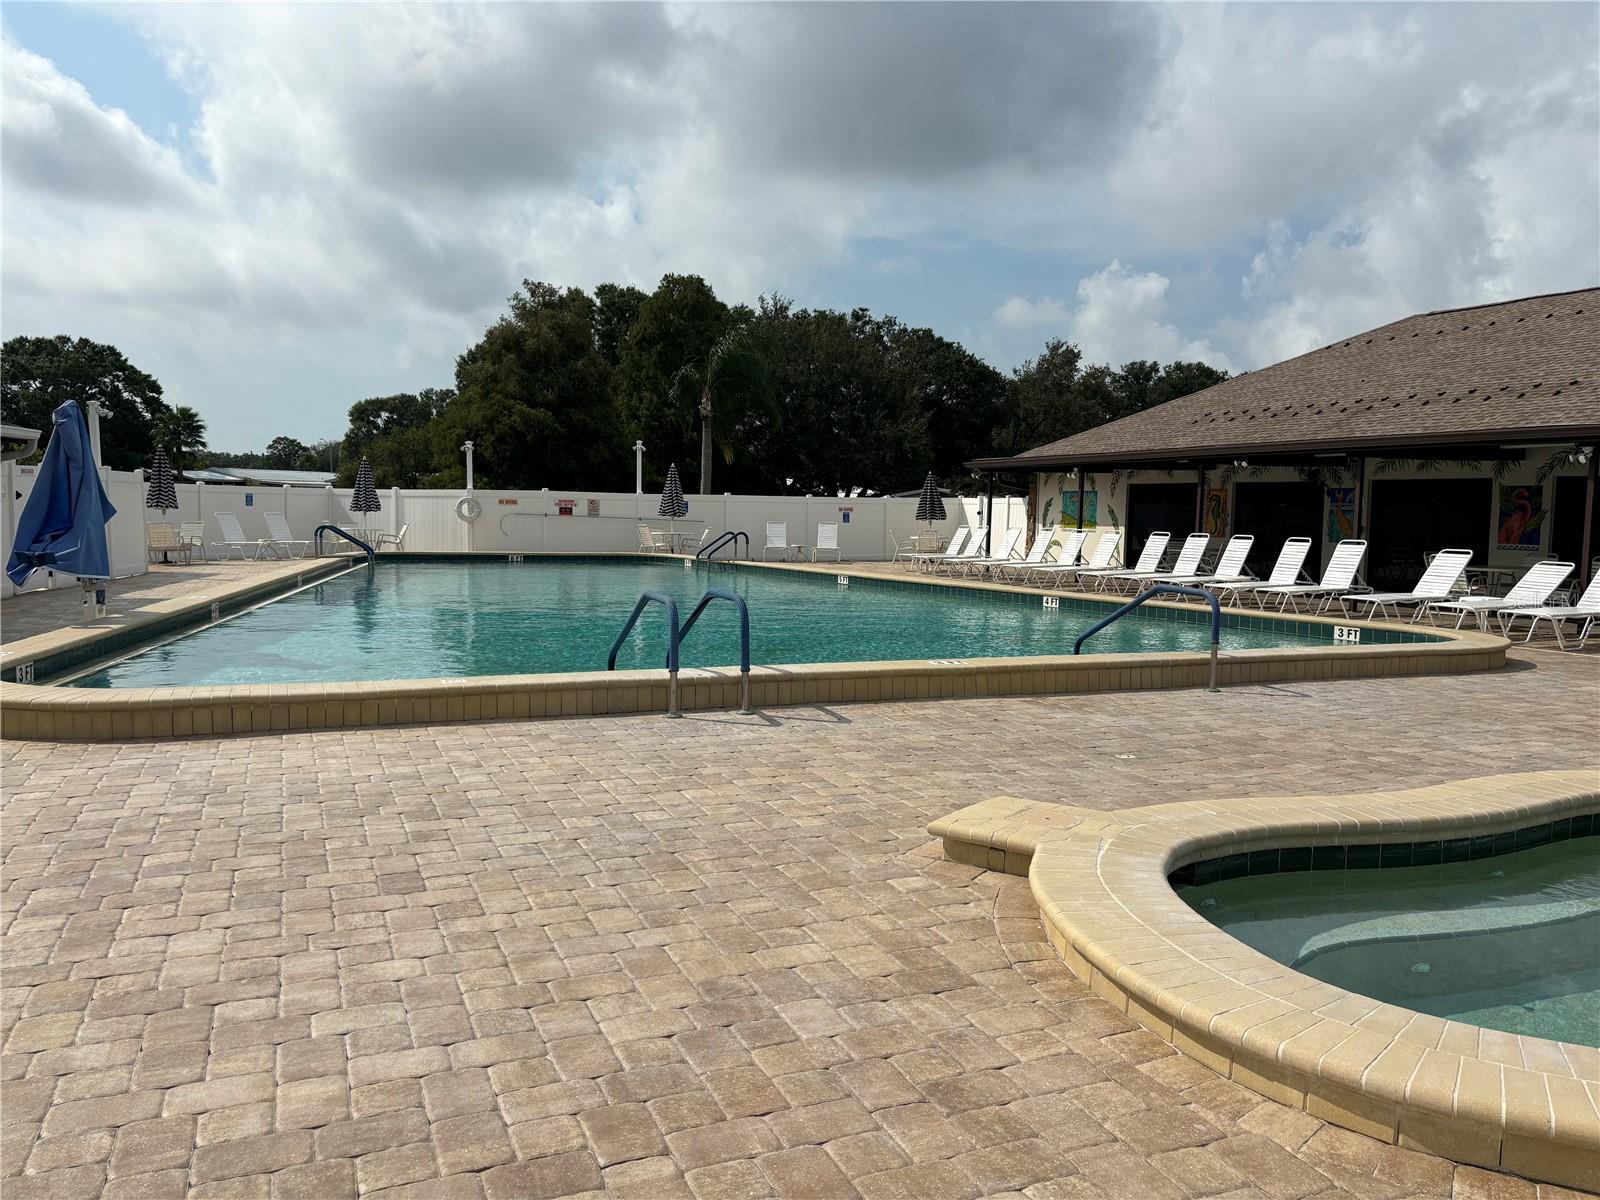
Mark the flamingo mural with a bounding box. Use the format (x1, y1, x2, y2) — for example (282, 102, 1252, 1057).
(1497, 485, 1546, 550)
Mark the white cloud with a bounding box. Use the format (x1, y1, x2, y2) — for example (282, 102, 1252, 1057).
(1066, 262, 1234, 372)
(993, 295, 1071, 329)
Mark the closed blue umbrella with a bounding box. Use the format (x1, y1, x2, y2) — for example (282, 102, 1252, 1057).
(6, 401, 118, 587)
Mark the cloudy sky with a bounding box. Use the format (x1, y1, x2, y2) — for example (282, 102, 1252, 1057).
(3, 2, 1596, 450)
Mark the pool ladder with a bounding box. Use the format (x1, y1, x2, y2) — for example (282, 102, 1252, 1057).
(696, 531, 749, 562)
(607, 588, 752, 716)
(1073, 584, 1223, 693)
(313, 524, 375, 569)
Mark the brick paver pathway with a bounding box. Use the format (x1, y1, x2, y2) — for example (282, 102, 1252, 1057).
(3, 651, 1597, 1199)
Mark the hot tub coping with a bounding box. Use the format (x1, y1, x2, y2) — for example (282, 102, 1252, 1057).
(929, 769, 1600, 1191)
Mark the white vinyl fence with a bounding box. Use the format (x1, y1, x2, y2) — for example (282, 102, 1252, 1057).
(2, 468, 1032, 597)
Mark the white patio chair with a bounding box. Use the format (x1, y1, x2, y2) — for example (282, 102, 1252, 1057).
(1253, 540, 1368, 613)
(762, 522, 790, 560)
(1419, 560, 1574, 630)
(889, 530, 918, 565)
(1207, 537, 1312, 606)
(263, 512, 311, 558)
(1496, 574, 1600, 649)
(145, 522, 182, 564)
(811, 523, 842, 562)
(999, 528, 1067, 582)
(178, 521, 207, 562)
(375, 523, 409, 552)
(679, 528, 711, 555)
(906, 528, 969, 571)
(1157, 535, 1255, 588)
(1077, 532, 1170, 592)
(957, 527, 1022, 576)
(1342, 548, 1473, 622)
(212, 512, 269, 559)
(1025, 530, 1112, 587)
(932, 526, 989, 575)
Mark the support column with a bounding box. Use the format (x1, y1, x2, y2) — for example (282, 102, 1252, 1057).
(1353, 457, 1367, 540)
(1194, 465, 1207, 532)
(1581, 446, 1597, 590)
(1075, 470, 1086, 531)
(984, 473, 994, 555)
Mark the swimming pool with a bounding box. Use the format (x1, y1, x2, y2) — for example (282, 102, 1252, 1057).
(65, 557, 1417, 687)
(1178, 832, 1600, 1046)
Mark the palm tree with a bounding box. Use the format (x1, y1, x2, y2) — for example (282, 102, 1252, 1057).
(154, 406, 208, 472)
(668, 325, 776, 495)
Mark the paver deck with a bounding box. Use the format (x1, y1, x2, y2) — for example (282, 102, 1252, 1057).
(1, 564, 1597, 1199)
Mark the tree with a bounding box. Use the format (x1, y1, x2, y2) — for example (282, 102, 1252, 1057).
(593, 283, 647, 368)
(153, 405, 207, 472)
(886, 322, 1010, 489)
(434, 283, 620, 489)
(668, 325, 777, 494)
(339, 389, 453, 487)
(993, 339, 1087, 458)
(612, 274, 732, 486)
(0, 335, 170, 469)
(264, 436, 311, 469)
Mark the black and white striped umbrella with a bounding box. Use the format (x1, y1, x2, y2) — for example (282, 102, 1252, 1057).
(145, 447, 178, 514)
(658, 463, 689, 519)
(351, 457, 382, 513)
(914, 472, 946, 524)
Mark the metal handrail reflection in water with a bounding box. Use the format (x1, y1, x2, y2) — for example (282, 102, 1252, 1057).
(1073, 584, 1222, 693)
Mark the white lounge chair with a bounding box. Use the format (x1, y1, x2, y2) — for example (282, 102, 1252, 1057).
(1496, 574, 1600, 649)
(958, 527, 1022, 576)
(1076, 531, 1165, 591)
(1342, 548, 1473, 622)
(998, 529, 1064, 582)
(1034, 531, 1123, 589)
(1011, 529, 1083, 584)
(907, 528, 969, 571)
(1091, 532, 1187, 592)
(1420, 560, 1574, 630)
(762, 522, 793, 560)
(263, 512, 311, 558)
(1106, 532, 1209, 593)
(1207, 537, 1312, 606)
(933, 526, 989, 575)
(1152, 535, 1254, 589)
(1253, 540, 1369, 613)
(374, 523, 409, 552)
(212, 512, 269, 560)
(812, 523, 841, 562)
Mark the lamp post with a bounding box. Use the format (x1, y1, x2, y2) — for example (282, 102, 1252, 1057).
(461, 441, 474, 491)
(84, 400, 104, 469)
(633, 441, 645, 494)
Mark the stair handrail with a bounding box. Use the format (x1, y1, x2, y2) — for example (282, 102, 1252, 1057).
(1073, 584, 1222, 693)
(606, 591, 682, 715)
(313, 524, 375, 567)
(677, 588, 753, 713)
(696, 530, 749, 561)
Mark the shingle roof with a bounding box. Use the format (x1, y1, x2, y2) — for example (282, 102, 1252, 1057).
(974, 288, 1600, 469)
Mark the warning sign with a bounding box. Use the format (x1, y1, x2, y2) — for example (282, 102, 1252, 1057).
(556, 499, 575, 516)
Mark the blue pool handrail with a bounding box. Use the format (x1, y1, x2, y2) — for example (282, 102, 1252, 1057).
(696, 531, 749, 561)
(678, 588, 753, 713)
(607, 591, 682, 715)
(313, 524, 374, 567)
(1073, 584, 1222, 693)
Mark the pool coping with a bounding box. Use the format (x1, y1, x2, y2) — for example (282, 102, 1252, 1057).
(928, 770, 1600, 1191)
(0, 552, 1507, 741)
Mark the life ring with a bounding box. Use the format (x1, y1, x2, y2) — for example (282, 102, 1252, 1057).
(455, 495, 483, 523)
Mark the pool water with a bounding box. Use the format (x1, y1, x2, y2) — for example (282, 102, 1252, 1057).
(1181, 838, 1600, 1045)
(74, 558, 1350, 688)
